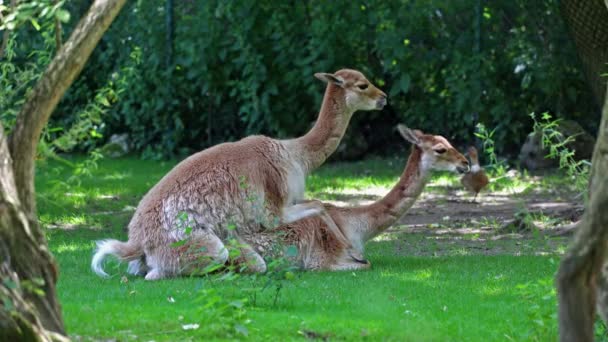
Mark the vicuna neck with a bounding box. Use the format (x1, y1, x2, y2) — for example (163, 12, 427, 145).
(361, 147, 429, 238)
(296, 84, 354, 172)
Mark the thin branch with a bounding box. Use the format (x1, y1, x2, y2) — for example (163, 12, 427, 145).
(7, 0, 128, 217)
(53, 0, 63, 52)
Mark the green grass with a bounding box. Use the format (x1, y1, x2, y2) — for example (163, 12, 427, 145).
(38, 156, 563, 341)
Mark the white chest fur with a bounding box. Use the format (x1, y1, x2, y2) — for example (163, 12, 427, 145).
(285, 161, 306, 205)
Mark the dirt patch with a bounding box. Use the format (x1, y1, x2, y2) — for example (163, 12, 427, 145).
(324, 184, 582, 256)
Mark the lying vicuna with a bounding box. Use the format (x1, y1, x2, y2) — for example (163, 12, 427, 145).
(92, 69, 387, 280)
(248, 125, 470, 271)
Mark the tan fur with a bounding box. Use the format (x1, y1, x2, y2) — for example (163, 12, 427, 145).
(92, 69, 386, 280)
(250, 127, 470, 271)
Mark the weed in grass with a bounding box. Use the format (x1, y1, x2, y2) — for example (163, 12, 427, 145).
(530, 112, 591, 197)
(511, 278, 557, 341)
(595, 319, 608, 342)
(475, 123, 509, 176)
(193, 289, 250, 338)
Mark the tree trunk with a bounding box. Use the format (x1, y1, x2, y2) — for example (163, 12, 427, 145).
(559, 0, 608, 109)
(0, 0, 127, 340)
(556, 83, 608, 341)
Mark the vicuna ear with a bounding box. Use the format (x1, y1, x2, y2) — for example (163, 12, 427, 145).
(397, 124, 421, 146)
(314, 73, 344, 87)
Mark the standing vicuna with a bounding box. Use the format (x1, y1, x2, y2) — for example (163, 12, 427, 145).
(92, 69, 387, 280)
(247, 125, 470, 271)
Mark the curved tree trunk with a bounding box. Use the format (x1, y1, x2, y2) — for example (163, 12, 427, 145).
(0, 0, 127, 340)
(556, 79, 608, 341)
(559, 0, 608, 109)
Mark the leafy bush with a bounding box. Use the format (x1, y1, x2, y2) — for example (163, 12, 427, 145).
(7, 0, 599, 159)
(530, 112, 591, 195)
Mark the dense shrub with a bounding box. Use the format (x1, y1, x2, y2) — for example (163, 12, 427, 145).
(7, 0, 599, 160)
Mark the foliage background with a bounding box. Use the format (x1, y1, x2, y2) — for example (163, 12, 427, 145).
(2, 0, 600, 160)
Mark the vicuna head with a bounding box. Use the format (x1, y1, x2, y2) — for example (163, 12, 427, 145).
(397, 124, 470, 174)
(314, 69, 387, 111)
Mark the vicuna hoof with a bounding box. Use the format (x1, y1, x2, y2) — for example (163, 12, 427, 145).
(144, 269, 166, 280)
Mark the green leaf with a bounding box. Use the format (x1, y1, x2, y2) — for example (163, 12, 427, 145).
(55, 9, 71, 23)
(98, 96, 111, 107)
(285, 245, 298, 257)
(3, 279, 18, 289)
(30, 18, 40, 31)
(229, 300, 244, 309)
(2, 298, 14, 311)
(234, 324, 249, 336)
(399, 74, 411, 94)
(170, 240, 187, 248)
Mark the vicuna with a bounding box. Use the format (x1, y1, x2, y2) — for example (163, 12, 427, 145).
(92, 69, 387, 280)
(247, 125, 469, 271)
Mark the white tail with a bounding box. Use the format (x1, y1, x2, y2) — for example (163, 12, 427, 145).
(91, 239, 141, 277)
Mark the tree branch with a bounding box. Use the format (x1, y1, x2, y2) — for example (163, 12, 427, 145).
(7, 0, 128, 217)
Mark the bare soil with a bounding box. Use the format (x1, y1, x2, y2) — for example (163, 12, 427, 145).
(325, 184, 583, 257)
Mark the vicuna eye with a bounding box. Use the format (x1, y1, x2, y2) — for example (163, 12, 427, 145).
(357, 84, 368, 90)
(434, 148, 447, 154)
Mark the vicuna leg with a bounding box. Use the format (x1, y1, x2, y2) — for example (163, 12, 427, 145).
(127, 257, 149, 276)
(285, 200, 353, 252)
(231, 237, 267, 273)
(282, 201, 324, 223)
(144, 230, 228, 280)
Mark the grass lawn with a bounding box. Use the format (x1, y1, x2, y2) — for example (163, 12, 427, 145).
(37, 156, 569, 341)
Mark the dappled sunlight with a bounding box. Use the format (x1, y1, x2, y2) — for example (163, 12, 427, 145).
(427, 174, 459, 187)
(54, 241, 92, 254)
(372, 233, 400, 242)
(412, 269, 433, 281)
(478, 284, 506, 297)
(313, 185, 390, 206)
(102, 172, 132, 181)
(66, 192, 87, 198)
(43, 214, 102, 230)
(96, 194, 121, 200)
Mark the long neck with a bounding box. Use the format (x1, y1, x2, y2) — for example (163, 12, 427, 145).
(295, 84, 354, 172)
(361, 147, 429, 238)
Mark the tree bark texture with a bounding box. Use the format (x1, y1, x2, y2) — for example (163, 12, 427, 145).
(0, 0, 127, 340)
(560, 0, 608, 109)
(557, 84, 608, 341)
